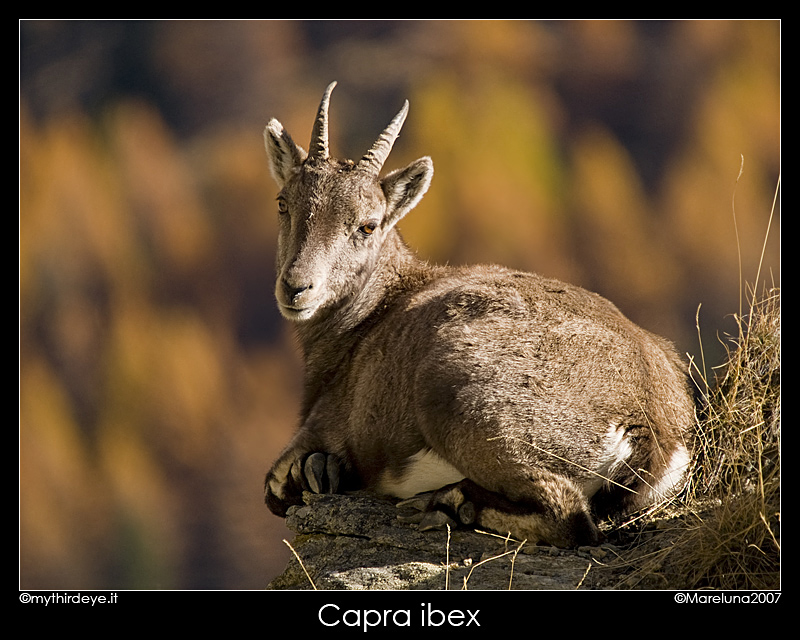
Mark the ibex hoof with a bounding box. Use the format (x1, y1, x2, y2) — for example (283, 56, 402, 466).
(302, 452, 341, 494)
(396, 486, 477, 531)
(265, 450, 343, 517)
(396, 493, 432, 516)
(418, 510, 456, 531)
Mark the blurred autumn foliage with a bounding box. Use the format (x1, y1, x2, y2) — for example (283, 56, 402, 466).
(19, 20, 779, 589)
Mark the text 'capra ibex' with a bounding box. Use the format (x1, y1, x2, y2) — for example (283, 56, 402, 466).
(263, 82, 694, 547)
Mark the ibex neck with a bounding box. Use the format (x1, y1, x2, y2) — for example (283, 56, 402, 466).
(293, 233, 427, 420)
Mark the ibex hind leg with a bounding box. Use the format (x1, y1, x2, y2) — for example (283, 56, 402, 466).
(398, 475, 601, 548)
(265, 451, 343, 517)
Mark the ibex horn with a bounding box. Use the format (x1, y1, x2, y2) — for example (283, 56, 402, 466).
(358, 99, 409, 175)
(309, 81, 337, 161)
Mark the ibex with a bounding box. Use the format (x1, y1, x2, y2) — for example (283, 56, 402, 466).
(263, 82, 694, 547)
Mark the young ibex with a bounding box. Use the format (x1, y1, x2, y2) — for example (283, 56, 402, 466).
(263, 82, 694, 547)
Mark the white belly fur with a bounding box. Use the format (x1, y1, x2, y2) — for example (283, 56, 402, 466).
(378, 448, 465, 499)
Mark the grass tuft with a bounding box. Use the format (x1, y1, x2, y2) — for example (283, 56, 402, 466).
(679, 284, 780, 589)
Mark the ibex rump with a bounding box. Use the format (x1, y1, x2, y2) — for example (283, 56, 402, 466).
(263, 82, 693, 547)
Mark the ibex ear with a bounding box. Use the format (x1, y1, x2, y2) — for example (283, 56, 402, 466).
(380, 156, 433, 226)
(264, 118, 307, 188)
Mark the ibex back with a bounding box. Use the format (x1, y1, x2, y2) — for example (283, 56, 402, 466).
(263, 82, 694, 547)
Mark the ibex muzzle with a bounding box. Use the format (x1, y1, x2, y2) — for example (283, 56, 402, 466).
(262, 82, 694, 548)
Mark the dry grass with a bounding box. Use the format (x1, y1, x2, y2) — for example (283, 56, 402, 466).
(681, 284, 780, 589)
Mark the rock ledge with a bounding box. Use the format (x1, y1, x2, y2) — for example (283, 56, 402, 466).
(268, 491, 613, 590)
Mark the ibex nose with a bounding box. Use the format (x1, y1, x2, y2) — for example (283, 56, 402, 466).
(280, 278, 313, 306)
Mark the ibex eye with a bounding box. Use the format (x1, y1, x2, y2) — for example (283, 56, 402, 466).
(359, 222, 377, 235)
(277, 198, 289, 215)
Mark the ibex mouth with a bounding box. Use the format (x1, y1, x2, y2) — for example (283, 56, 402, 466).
(277, 302, 319, 322)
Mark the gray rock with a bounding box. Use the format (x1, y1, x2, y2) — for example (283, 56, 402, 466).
(268, 491, 600, 590)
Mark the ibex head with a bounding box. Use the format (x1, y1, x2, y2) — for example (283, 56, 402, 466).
(264, 82, 433, 322)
